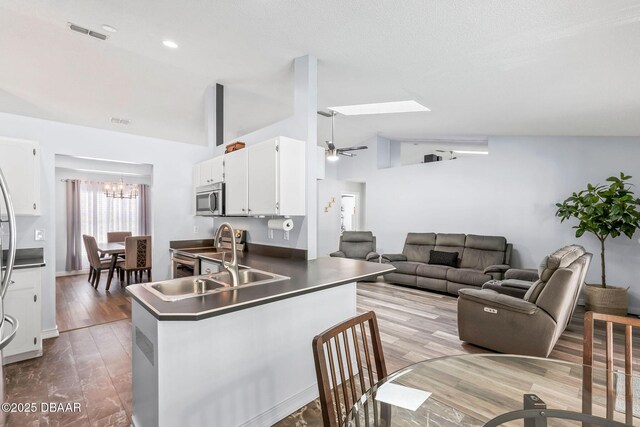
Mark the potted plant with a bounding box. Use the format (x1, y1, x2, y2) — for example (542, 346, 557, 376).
(556, 173, 640, 316)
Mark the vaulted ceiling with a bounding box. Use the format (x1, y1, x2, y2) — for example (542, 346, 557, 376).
(1, 1, 639, 146)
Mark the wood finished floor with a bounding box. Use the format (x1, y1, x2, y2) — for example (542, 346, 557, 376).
(56, 274, 131, 333)
(3, 276, 639, 426)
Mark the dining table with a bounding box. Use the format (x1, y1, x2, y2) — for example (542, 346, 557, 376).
(344, 354, 639, 426)
(96, 242, 125, 290)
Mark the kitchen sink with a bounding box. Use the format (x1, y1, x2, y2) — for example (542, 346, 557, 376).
(209, 269, 282, 286)
(144, 268, 289, 301)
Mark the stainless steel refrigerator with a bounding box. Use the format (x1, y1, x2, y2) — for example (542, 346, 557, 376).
(0, 167, 19, 411)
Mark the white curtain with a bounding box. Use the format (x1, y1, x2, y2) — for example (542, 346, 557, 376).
(80, 181, 141, 246)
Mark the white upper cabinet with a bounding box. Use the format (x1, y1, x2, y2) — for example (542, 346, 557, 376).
(247, 140, 279, 215)
(194, 156, 224, 188)
(0, 137, 41, 216)
(224, 149, 248, 215)
(193, 136, 306, 216)
(246, 136, 306, 216)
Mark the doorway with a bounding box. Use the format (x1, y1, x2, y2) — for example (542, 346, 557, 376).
(340, 193, 357, 234)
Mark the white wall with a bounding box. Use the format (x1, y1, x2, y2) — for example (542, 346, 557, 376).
(211, 55, 318, 258)
(0, 111, 214, 336)
(338, 136, 640, 314)
(317, 179, 366, 256)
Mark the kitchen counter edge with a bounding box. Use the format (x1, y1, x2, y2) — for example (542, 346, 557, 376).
(127, 255, 394, 321)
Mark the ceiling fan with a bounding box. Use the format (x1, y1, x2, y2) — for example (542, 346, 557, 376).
(318, 111, 368, 161)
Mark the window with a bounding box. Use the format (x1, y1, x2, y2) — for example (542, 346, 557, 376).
(79, 181, 141, 243)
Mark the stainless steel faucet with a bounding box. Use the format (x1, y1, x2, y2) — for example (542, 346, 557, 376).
(214, 222, 239, 286)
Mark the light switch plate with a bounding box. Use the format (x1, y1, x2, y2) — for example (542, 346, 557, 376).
(193, 226, 199, 234)
(35, 229, 45, 241)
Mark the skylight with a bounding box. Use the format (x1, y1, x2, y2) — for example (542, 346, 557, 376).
(328, 100, 430, 116)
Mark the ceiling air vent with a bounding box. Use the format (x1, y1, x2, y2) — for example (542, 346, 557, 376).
(110, 117, 131, 125)
(68, 22, 108, 40)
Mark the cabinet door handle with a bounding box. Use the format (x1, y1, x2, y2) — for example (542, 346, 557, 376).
(34, 294, 37, 302)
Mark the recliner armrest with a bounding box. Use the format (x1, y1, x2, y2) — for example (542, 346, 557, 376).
(505, 268, 539, 282)
(482, 279, 531, 299)
(329, 251, 346, 258)
(381, 253, 407, 262)
(365, 252, 380, 262)
(483, 264, 511, 274)
(458, 289, 538, 315)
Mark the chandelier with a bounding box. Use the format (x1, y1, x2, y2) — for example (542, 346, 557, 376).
(104, 178, 139, 199)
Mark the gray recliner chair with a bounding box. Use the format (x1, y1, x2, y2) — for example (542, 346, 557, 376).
(457, 245, 592, 357)
(330, 231, 379, 262)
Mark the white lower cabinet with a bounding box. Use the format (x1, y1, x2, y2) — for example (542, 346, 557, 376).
(3, 268, 42, 364)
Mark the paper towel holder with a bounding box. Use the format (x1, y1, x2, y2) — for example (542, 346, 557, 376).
(267, 217, 294, 241)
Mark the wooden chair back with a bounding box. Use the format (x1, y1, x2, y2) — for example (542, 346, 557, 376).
(107, 231, 132, 243)
(312, 311, 387, 427)
(124, 235, 152, 270)
(82, 235, 102, 269)
(583, 311, 640, 424)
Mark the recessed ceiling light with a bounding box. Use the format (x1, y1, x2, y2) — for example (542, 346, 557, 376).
(452, 150, 489, 155)
(101, 24, 117, 33)
(328, 100, 430, 116)
(162, 40, 178, 49)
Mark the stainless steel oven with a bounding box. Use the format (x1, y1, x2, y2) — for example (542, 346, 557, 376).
(195, 183, 224, 216)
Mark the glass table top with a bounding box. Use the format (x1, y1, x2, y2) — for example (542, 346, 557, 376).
(344, 354, 639, 426)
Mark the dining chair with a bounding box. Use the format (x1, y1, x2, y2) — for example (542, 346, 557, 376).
(583, 311, 640, 425)
(312, 311, 388, 427)
(118, 235, 152, 286)
(82, 234, 112, 289)
(107, 231, 132, 243)
(107, 231, 132, 262)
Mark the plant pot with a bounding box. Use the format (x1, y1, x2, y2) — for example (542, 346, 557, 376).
(584, 284, 628, 316)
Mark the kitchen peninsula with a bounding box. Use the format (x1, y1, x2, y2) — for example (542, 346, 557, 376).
(126, 247, 393, 427)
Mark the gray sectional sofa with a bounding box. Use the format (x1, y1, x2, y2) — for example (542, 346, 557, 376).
(382, 233, 512, 295)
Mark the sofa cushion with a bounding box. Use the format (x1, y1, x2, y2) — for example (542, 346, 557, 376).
(435, 233, 466, 247)
(341, 231, 374, 243)
(465, 235, 507, 251)
(537, 245, 586, 282)
(341, 241, 373, 259)
(446, 268, 492, 287)
(390, 261, 424, 275)
(460, 248, 505, 271)
(428, 250, 459, 267)
(416, 264, 451, 280)
(403, 233, 436, 263)
(406, 233, 437, 245)
(523, 279, 546, 303)
(459, 235, 508, 271)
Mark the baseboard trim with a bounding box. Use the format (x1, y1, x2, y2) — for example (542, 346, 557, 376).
(239, 383, 318, 427)
(3, 349, 43, 365)
(42, 326, 59, 340)
(56, 269, 90, 277)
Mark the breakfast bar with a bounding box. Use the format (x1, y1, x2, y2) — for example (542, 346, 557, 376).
(126, 253, 393, 427)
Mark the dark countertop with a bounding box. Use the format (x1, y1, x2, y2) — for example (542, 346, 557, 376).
(1, 248, 46, 271)
(126, 251, 394, 321)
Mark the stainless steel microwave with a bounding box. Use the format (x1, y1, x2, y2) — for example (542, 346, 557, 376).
(195, 183, 225, 216)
